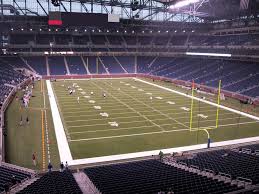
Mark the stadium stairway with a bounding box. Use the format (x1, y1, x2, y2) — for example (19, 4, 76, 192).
(17, 171, 82, 194)
(163, 156, 248, 188)
(73, 171, 100, 194)
(9, 177, 39, 194)
(0, 162, 35, 194)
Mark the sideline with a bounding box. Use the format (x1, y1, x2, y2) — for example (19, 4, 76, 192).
(46, 80, 72, 163)
(69, 135, 259, 166)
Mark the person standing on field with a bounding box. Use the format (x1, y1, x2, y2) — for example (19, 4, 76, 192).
(32, 153, 36, 166)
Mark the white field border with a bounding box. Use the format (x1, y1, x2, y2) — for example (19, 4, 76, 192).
(47, 78, 259, 166)
(46, 80, 73, 163)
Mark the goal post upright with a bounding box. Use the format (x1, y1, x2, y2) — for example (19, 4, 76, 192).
(189, 80, 195, 130)
(216, 80, 222, 128)
(189, 80, 211, 148)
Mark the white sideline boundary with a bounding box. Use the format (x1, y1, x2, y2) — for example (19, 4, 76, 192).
(46, 80, 73, 163)
(69, 136, 259, 166)
(48, 77, 259, 167)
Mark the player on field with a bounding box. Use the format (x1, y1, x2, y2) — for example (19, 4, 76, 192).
(77, 96, 80, 103)
(19, 115, 23, 126)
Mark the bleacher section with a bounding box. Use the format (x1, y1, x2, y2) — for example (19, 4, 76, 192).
(9, 33, 259, 48)
(85, 159, 241, 194)
(24, 56, 47, 75)
(177, 149, 259, 184)
(238, 143, 259, 154)
(66, 56, 87, 75)
(0, 166, 31, 193)
(0, 62, 27, 107)
(1, 55, 259, 97)
(18, 171, 82, 194)
(48, 56, 67, 75)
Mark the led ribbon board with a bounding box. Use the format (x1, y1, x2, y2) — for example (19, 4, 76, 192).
(186, 52, 231, 57)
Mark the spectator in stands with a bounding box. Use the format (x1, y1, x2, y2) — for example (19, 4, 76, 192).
(65, 161, 69, 170)
(60, 162, 64, 172)
(11, 175, 17, 185)
(48, 162, 53, 172)
(4, 183, 9, 194)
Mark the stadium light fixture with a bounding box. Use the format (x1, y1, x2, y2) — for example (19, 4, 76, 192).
(30, 28, 33, 31)
(21, 28, 24, 31)
(107, 30, 109, 33)
(174, 30, 177, 33)
(84, 29, 87, 32)
(49, 29, 51, 32)
(116, 30, 119, 33)
(66, 29, 69, 32)
(150, 30, 152, 33)
(192, 30, 195, 32)
(142, 30, 145, 33)
(55, 29, 58, 32)
(92, 29, 95, 32)
(183, 30, 186, 32)
(186, 52, 231, 57)
(39, 28, 42, 31)
(11, 28, 13, 31)
(170, 0, 200, 9)
(132, 30, 135, 34)
(158, 30, 160, 33)
(166, 30, 169, 33)
(75, 29, 78, 32)
(124, 30, 127, 33)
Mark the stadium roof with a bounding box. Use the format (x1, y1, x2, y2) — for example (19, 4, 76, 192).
(0, 0, 258, 22)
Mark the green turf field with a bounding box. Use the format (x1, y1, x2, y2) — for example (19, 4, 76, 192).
(52, 78, 259, 159)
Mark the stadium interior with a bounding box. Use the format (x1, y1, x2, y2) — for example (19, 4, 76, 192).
(1, 0, 259, 193)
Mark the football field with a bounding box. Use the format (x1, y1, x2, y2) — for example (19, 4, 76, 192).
(51, 78, 259, 160)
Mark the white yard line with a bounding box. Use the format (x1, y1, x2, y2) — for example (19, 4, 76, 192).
(66, 115, 143, 123)
(60, 104, 215, 115)
(46, 80, 73, 163)
(71, 128, 187, 142)
(68, 120, 152, 128)
(62, 106, 132, 112)
(63, 108, 237, 119)
(60, 101, 212, 110)
(71, 120, 259, 142)
(66, 112, 242, 126)
(70, 125, 156, 134)
(63, 107, 133, 114)
(64, 111, 136, 118)
(134, 78, 259, 121)
(61, 77, 134, 80)
(70, 119, 258, 136)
